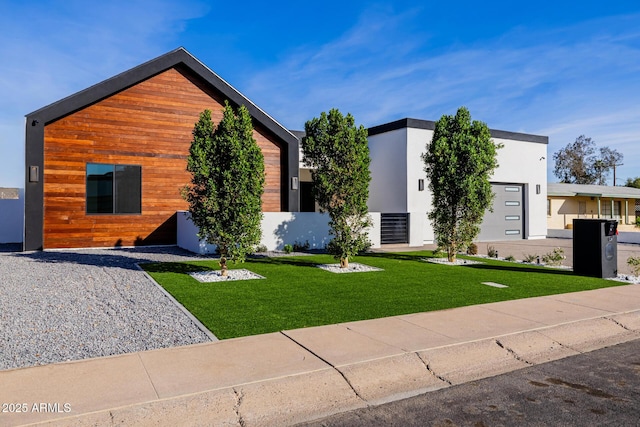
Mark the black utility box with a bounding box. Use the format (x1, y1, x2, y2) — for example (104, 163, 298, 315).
(572, 219, 618, 278)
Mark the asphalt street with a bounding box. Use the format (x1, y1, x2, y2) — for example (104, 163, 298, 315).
(300, 339, 640, 427)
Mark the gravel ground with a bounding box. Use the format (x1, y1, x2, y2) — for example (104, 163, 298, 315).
(0, 246, 213, 371)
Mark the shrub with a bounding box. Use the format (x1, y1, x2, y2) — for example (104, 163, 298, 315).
(636, 217, 640, 228)
(466, 243, 478, 255)
(293, 240, 311, 252)
(254, 244, 268, 253)
(542, 247, 565, 266)
(627, 256, 640, 275)
(505, 255, 516, 262)
(432, 247, 446, 257)
(487, 245, 498, 258)
(523, 254, 539, 263)
(283, 244, 293, 254)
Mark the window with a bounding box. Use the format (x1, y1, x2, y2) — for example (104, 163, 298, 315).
(87, 163, 141, 214)
(547, 199, 551, 216)
(505, 230, 520, 235)
(505, 215, 520, 221)
(601, 200, 621, 219)
(505, 201, 520, 207)
(504, 186, 521, 192)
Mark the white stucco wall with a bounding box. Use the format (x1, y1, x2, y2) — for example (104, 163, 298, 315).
(0, 189, 24, 244)
(367, 128, 408, 213)
(369, 125, 548, 245)
(406, 128, 435, 244)
(177, 211, 381, 254)
(491, 137, 548, 239)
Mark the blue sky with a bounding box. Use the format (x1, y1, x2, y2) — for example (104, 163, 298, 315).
(1, 1, 639, 188)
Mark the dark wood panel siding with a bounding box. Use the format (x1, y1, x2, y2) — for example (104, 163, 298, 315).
(43, 68, 283, 249)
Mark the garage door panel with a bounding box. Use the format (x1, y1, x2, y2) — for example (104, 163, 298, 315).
(477, 184, 524, 241)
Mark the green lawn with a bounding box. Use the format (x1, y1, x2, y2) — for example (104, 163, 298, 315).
(142, 252, 624, 339)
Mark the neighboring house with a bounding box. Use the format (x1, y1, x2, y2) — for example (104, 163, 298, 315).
(547, 183, 640, 232)
(365, 118, 548, 245)
(24, 48, 299, 251)
(0, 188, 23, 244)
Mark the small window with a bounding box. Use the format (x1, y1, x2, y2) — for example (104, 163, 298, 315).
(505, 215, 520, 221)
(87, 163, 141, 214)
(505, 230, 520, 235)
(504, 186, 521, 192)
(547, 199, 551, 216)
(505, 201, 520, 207)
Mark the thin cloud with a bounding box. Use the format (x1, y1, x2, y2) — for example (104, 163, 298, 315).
(0, 0, 209, 187)
(244, 9, 640, 182)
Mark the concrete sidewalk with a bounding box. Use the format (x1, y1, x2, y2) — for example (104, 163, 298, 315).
(1, 285, 639, 427)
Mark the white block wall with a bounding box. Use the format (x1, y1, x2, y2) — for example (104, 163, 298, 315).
(177, 211, 381, 255)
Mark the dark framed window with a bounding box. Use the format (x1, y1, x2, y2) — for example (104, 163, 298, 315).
(86, 163, 141, 214)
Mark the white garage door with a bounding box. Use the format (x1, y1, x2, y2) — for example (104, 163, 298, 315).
(476, 184, 524, 241)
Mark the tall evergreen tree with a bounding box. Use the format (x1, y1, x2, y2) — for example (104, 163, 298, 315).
(422, 107, 501, 262)
(302, 109, 371, 268)
(183, 102, 265, 264)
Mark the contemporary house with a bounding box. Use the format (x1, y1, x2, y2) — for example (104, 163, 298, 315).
(24, 48, 299, 251)
(21, 47, 551, 251)
(547, 183, 640, 231)
(366, 119, 548, 245)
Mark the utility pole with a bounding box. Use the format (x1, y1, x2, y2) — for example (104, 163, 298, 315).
(613, 163, 623, 186)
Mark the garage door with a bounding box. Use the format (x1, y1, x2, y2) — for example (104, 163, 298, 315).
(476, 184, 524, 241)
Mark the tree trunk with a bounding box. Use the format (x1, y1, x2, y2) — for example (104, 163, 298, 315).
(340, 257, 349, 268)
(448, 248, 456, 263)
(219, 256, 228, 276)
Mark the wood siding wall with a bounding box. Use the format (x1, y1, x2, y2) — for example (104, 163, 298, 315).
(43, 67, 284, 249)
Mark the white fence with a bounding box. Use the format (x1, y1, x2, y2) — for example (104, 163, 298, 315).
(177, 211, 381, 255)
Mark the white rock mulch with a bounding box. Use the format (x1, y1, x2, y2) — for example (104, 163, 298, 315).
(424, 257, 484, 266)
(316, 263, 383, 273)
(189, 269, 265, 283)
(608, 274, 640, 284)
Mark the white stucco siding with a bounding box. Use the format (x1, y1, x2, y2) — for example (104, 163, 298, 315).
(406, 128, 435, 244)
(491, 137, 548, 239)
(367, 128, 408, 212)
(406, 128, 433, 212)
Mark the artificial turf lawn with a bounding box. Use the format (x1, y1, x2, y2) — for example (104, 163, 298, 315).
(142, 251, 625, 339)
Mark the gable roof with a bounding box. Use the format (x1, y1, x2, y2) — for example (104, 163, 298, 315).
(367, 117, 548, 144)
(26, 47, 297, 146)
(548, 182, 640, 199)
(24, 48, 300, 251)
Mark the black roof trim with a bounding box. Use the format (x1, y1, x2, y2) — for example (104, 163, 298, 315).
(368, 117, 548, 144)
(289, 130, 305, 140)
(368, 118, 435, 136)
(25, 47, 297, 146)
